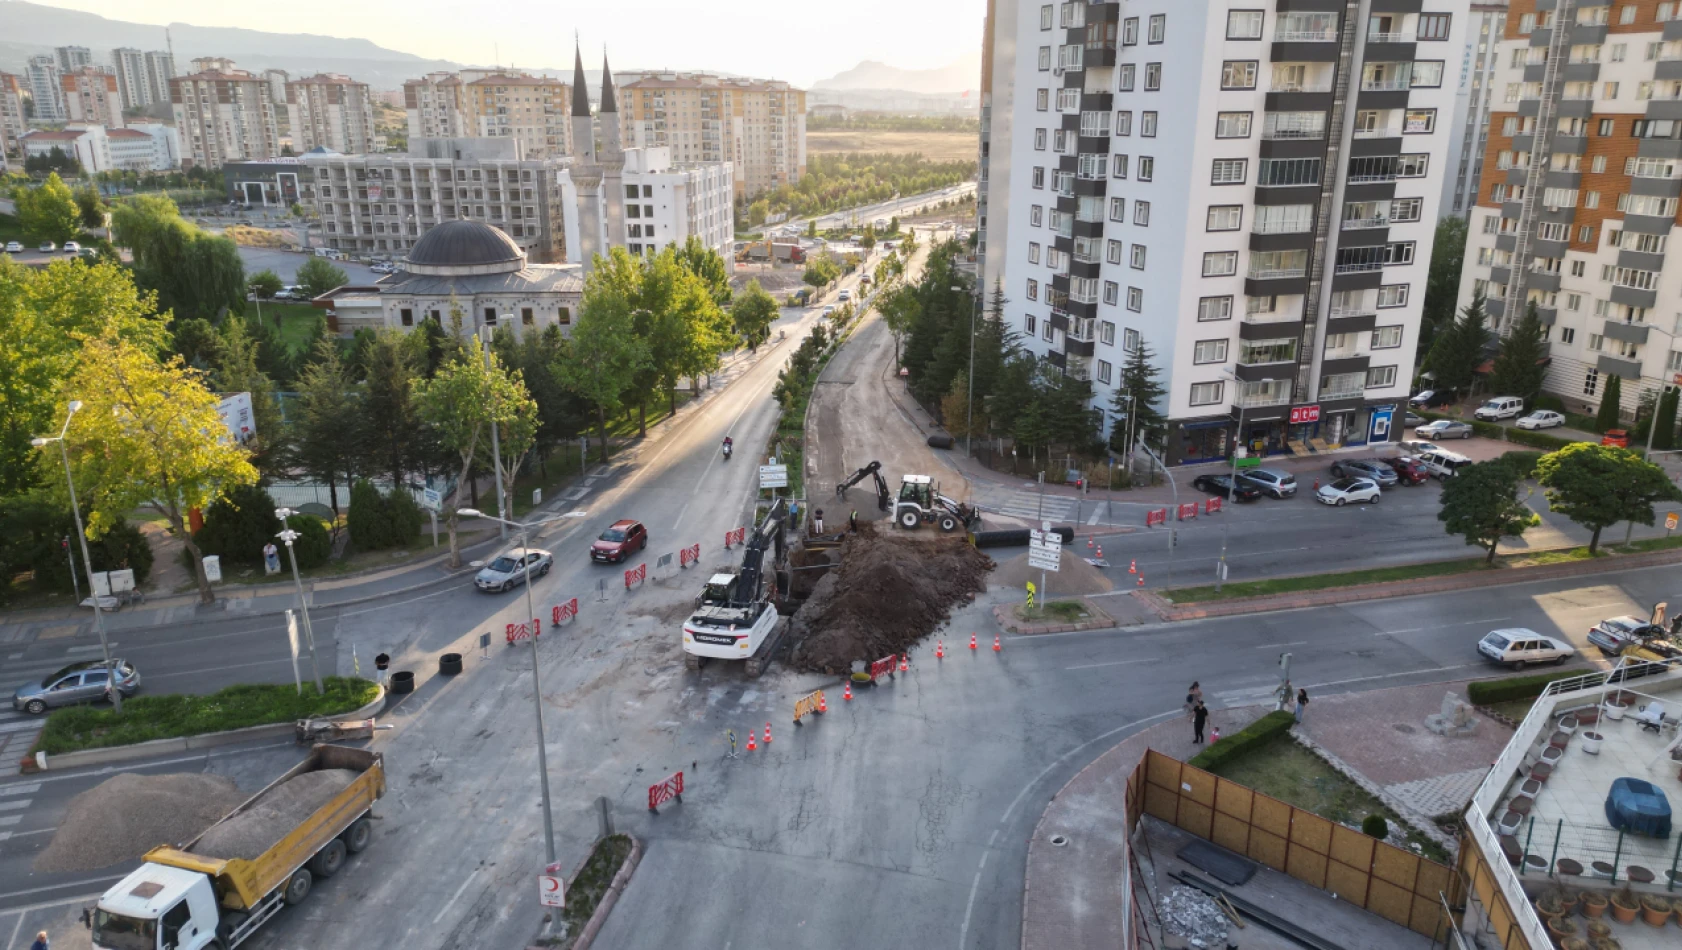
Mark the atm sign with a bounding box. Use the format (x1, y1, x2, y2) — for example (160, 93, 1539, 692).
(1289, 405, 1321, 425)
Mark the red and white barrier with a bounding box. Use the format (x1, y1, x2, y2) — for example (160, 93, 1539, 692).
(1145, 508, 1168, 528)
(624, 563, 648, 590)
(1204, 497, 1222, 515)
(647, 770, 684, 813)
(869, 655, 897, 683)
(1177, 502, 1199, 522)
(551, 598, 579, 626)
(505, 618, 542, 645)
(724, 527, 746, 549)
(678, 543, 701, 568)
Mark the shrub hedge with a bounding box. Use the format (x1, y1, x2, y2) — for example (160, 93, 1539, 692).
(1187, 710, 1294, 771)
(1504, 427, 1576, 451)
(1466, 669, 1586, 706)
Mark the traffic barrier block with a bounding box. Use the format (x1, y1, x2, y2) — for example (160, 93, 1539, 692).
(648, 770, 684, 813)
(505, 618, 542, 645)
(678, 543, 702, 568)
(1177, 502, 1199, 522)
(869, 655, 897, 683)
(1205, 497, 1222, 515)
(550, 598, 579, 626)
(793, 689, 827, 724)
(624, 563, 648, 590)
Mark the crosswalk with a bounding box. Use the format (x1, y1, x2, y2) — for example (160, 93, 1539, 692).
(0, 651, 89, 779)
(0, 781, 41, 844)
(982, 489, 1078, 524)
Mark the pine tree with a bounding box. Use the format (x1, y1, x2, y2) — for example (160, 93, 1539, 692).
(1596, 373, 1625, 432)
(1488, 301, 1548, 402)
(1110, 343, 1167, 454)
(1425, 292, 1491, 396)
(1654, 387, 1679, 452)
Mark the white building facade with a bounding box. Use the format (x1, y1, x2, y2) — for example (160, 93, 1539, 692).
(26, 56, 65, 124)
(986, 0, 1462, 464)
(561, 146, 735, 262)
(1441, 2, 1510, 218)
(20, 126, 109, 173)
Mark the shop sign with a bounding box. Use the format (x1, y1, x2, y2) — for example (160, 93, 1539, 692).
(1289, 405, 1321, 425)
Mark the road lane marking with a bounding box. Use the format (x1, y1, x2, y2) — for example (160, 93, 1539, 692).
(1087, 510, 1100, 525)
(1255, 641, 1310, 649)
(1384, 617, 1510, 635)
(0, 816, 21, 826)
(0, 801, 27, 812)
(1304, 662, 1483, 691)
(1065, 658, 1157, 671)
(0, 874, 124, 902)
(0, 785, 38, 798)
(432, 866, 482, 924)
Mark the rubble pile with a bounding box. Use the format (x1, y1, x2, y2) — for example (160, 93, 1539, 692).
(35, 773, 247, 872)
(787, 524, 992, 674)
(1157, 885, 1231, 949)
(197, 769, 359, 860)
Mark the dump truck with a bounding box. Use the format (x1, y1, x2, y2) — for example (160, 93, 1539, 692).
(771, 242, 806, 264)
(90, 745, 384, 950)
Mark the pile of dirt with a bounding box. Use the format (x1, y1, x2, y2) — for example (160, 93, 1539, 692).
(787, 524, 993, 674)
(34, 773, 247, 872)
(991, 548, 1114, 595)
(195, 769, 358, 860)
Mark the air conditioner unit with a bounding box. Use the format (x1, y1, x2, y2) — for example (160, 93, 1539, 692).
(1053, 67, 1065, 77)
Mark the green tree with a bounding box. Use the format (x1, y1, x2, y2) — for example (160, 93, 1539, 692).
(1424, 291, 1490, 397)
(859, 224, 877, 253)
(1421, 217, 1467, 358)
(888, 215, 900, 235)
(1488, 301, 1549, 403)
(1595, 373, 1624, 432)
(73, 185, 106, 230)
(58, 335, 259, 603)
(802, 257, 841, 289)
(211, 318, 284, 477)
(1111, 343, 1168, 453)
(295, 256, 350, 299)
(730, 279, 779, 349)
(247, 269, 283, 299)
(12, 173, 81, 245)
(676, 235, 731, 308)
(192, 483, 282, 567)
(1438, 460, 1539, 562)
(292, 339, 363, 515)
(806, 219, 817, 237)
(556, 270, 650, 464)
(1536, 442, 1682, 553)
(111, 195, 245, 323)
(941, 371, 986, 439)
(747, 199, 769, 227)
(359, 331, 426, 488)
(1654, 386, 1679, 452)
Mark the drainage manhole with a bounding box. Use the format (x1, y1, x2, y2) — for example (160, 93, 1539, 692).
(1393, 723, 1418, 734)
(1048, 834, 1071, 847)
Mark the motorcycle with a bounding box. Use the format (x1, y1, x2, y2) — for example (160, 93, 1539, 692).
(722, 442, 733, 461)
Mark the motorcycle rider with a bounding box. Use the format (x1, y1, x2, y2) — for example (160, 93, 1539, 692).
(722, 436, 733, 459)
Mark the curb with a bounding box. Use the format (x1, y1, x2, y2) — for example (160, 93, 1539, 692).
(568, 835, 643, 950)
(991, 602, 1117, 635)
(32, 682, 387, 772)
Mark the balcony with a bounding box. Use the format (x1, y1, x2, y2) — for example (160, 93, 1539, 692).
(1276, 29, 1339, 42)
(1247, 266, 1309, 280)
(1359, 78, 1411, 92)
(1262, 124, 1327, 140)
(1597, 353, 1643, 379)
(1346, 169, 1398, 184)
(1326, 308, 1378, 334)
(1342, 216, 1389, 230)
(1253, 218, 1313, 235)
(1270, 81, 1334, 94)
(1603, 320, 1651, 345)
(1320, 382, 1368, 400)
(1235, 389, 1293, 410)
(1334, 260, 1385, 275)
(1235, 360, 1299, 382)
(1365, 31, 1414, 43)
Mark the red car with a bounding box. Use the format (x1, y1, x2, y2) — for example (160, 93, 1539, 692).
(1383, 456, 1430, 485)
(591, 519, 648, 563)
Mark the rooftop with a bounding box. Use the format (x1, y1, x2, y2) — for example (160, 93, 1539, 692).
(405, 219, 525, 273)
(378, 266, 583, 296)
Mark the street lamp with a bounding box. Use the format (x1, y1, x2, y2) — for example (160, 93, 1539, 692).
(1221, 368, 1246, 505)
(274, 508, 325, 694)
(32, 400, 122, 712)
(459, 507, 562, 865)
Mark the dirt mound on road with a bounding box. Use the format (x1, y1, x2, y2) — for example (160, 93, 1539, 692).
(35, 773, 246, 872)
(787, 524, 992, 674)
(992, 548, 1114, 595)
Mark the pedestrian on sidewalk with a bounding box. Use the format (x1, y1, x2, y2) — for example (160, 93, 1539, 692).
(30, 931, 48, 950)
(1192, 702, 1208, 745)
(1295, 688, 1309, 724)
(1185, 682, 1202, 720)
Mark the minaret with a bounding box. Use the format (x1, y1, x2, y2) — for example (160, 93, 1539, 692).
(570, 45, 595, 166)
(569, 43, 603, 275)
(599, 52, 627, 250)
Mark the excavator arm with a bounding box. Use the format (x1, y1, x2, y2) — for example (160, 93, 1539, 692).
(836, 460, 884, 499)
(871, 472, 892, 512)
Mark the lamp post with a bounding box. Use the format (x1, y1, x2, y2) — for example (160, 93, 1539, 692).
(1139, 444, 1178, 581)
(32, 401, 121, 712)
(274, 508, 324, 694)
(1222, 368, 1246, 505)
(459, 507, 561, 865)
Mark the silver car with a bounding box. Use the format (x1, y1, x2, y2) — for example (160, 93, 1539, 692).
(1416, 419, 1474, 440)
(13, 659, 140, 714)
(474, 547, 553, 593)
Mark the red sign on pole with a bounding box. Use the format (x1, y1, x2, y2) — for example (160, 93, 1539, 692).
(551, 598, 579, 626)
(1289, 405, 1321, 425)
(1205, 497, 1222, 515)
(1177, 502, 1199, 522)
(647, 770, 684, 813)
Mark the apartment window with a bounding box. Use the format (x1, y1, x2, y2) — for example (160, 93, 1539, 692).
(1032, 167, 1046, 189)
(1109, 197, 1126, 221)
(1562, 327, 1577, 345)
(1212, 159, 1248, 184)
(1390, 197, 1422, 222)
(1189, 381, 1225, 406)
(1133, 157, 1153, 182)
(1028, 242, 1042, 264)
(1125, 328, 1142, 352)
(1599, 118, 1615, 135)
(1134, 201, 1151, 225)
(1580, 226, 1595, 244)
(1228, 10, 1264, 39)
(1568, 293, 1583, 311)
(1058, 87, 1081, 111)
(1100, 321, 1116, 345)
(1120, 65, 1136, 91)
(1039, 47, 1052, 70)
(1397, 154, 1430, 177)
(1149, 13, 1165, 42)
(1207, 206, 1243, 231)
(1378, 284, 1410, 307)
(1257, 157, 1321, 186)
(1026, 279, 1038, 301)
(1621, 4, 1638, 23)
(1054, 130, 1069, 152)
(1203, 251, 1239, 276)
(1143, 63, 1162, 90)
(1131, 244, 1147, 269)
(1216, 112, 1253, 138)
(1044, 321, 1055, 342)
(399, 308, 414, 327)
(1417, 13, 1451, 40)
(1366, 365, 1398, 388)
(1026, 314, 1038, 334)
(1030, 205, 1043, 226)
(1040, 4, 1053, 29)
(1584, 191, 1601, 209)
(1114, 155, 1129, 178)
(1404, 109, 1437, 133)
(1127, 287, 1143, 311)
(1588, 333, 1605, 352)
(1384, 242, 1417, 265)
(1372, 326, 1403, 349)
(1123, 17, 1139, 45)
(521, 307, 534, 326)
(1198, 296, 1234, 321)
(1097, 360, 1113, 384)
(1605, 82, 1620, 99)
(484, 307, 497, 324)
(1037, 89, 1049, 111)
(1222, 61, 1259, 90)
(1107, 239, 1124, 264)
(1116, 111, 1132, 136)
(1104, 281, 1120, 305)
(1194, 339, 1229, 364)
(1411, 62, 1445, 88)
(1141, 112, 1158, 136)
(1034, 129, 1047, 150)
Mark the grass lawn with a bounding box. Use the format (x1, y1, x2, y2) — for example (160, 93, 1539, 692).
(556, 835, 634, 947)
(252, 301, 327, 356)
(806, 130, 979, 163)
(1486, 697, 1538, 723)
(1212, 736, 1451, 862)
(1018, 600, 1091, 623)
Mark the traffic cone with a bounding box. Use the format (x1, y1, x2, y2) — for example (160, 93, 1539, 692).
(843, 681, 853, 702)
(764, 723, 773, 745)
(936, 639, 945, 659)
(1087, 536, 1094, 550)
(1137, 575, 1145, 587)
(900, 654, 909, 672)
(1129, 559, 1137, 574)
(969, 633, 978, 651)
(992, 635, 1002, 652)
(1096, 543, 1103, 559)
(746, 730, 757, 752)
(818, 693, 828, 714)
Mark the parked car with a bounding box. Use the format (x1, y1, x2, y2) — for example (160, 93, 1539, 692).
(13, 659, 140, 714)
(1409, 389, 1456, 409)
(1399, 439, 1443, 457)
(1238, 467, 1297, 499)
(1602, 429, 1630, 448)
(38, 242, 55, 252)
(276, 285, 303, 300)
(1190, 473, 1262, 502)
(3, 241, 21, 253)
(1588, 615, 1668, 656)
(1418, 449, 1475, 480)
(1477, 629, 1573, 670)
(1515, 410, 1565, 430)
(1403, 411, 1426, 428)
(474, 547, 553, 593)
(1330, 459, 1399, 488)
(369, 261, 397, 274)
(1473, 396, 1525, 421)
(1382, 456, 1431, 485)
(591, 519, 648, 563)
(62, 241, 80, 254)
(1416, 419, 1474, 440)
(1316, 477, 1381, 506)
(822, 305, 836, 317)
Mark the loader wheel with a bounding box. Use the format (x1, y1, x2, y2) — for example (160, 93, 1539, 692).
(898, 509, 922, 529)
(311, 839, 347, 878)
(938, 515, 958, 532)
(284, 869, 313, 906)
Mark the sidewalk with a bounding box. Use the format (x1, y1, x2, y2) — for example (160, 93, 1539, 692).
(1023, 679, 1513, 950)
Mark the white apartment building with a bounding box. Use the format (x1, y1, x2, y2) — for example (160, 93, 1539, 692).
(62, 67, 124, 129)
(561, 146, 735, 262)
(170, 63, 282, 168)
(621, 73, 806, 198)
(117, 123, 182, 170)
(286, 74, 376, 154)
(0, 74, 26, 157)
(300, 136, 571, 262)
(983, 0, 1462, 464)
(143, 51, 176, 106)
(463, 74, 574, 159)
(20, 126, 110, 173)
(404, 72, 468, 139)
(1456, 0, 1682, 421)
(26, 56, 65, 124)
(1442, 3, 1511, 218)
(112, 48, 150, 110)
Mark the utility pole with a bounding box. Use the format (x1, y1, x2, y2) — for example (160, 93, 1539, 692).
(1630, 383, 1676, 545)
(482, 331, 506, 539)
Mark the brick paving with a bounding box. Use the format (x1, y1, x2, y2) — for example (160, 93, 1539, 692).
(1385, 767, 1492, 820)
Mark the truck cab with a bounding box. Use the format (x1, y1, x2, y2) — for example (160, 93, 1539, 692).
(94, 864, 221, 950)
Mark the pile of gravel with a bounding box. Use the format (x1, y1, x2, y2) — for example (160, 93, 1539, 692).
(1158, 885, 1231, 949)
(195, 769, 357, 860)
(34, 773, 247, 873)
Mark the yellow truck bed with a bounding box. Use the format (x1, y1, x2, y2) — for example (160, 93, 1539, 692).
(145, 745, 384, 911)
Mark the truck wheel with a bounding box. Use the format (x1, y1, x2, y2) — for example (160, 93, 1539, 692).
(284, 868, 313, 906)
(938, 515, 958, 532)
(898, 509, 921, 529)
(344, 817, 373, 853)
(311, 839, 347, 878)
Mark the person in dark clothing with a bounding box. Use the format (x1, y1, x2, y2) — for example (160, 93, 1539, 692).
(850, 510, 859, 532)
(1296, 688, 1309, 724)
(1192, 702, 1208, 744)
(30, 932, 47, 950)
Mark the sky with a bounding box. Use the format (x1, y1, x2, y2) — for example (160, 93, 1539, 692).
(40, 0, 987, 87)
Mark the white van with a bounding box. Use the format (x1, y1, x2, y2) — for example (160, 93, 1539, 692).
(1474, 396, 1525, 421)
(1418, 449, 1474, 480)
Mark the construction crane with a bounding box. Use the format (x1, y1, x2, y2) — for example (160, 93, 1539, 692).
(835, 460, 892, 512)
(682, 498, 789, 677)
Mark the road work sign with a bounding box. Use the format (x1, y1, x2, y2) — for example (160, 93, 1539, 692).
(759, 464, 789, 489)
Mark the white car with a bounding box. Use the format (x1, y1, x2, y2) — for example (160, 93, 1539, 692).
(1515, 410, 1565, 430)
(1477, 629, 1574, 670)
(3, 241, 21, 253)
(62, 241, 80, 254)
(1316, 477, 1381, 506)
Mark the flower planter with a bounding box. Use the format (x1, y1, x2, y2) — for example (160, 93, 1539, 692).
(1604, 701, 1628, 721)
(1610, 894, 1641, 924)
(1586, 919, 1612, 940)
(1547, 916, 1579, 941)
(1559, 715, 1579, 735)
(1640, 896, 1672, 927)
(1582, 732, 1604, 755)
(1582, 893, 1609, 918)
(1593, 938, 1623, 950)
(1561, 938, 1589, 950)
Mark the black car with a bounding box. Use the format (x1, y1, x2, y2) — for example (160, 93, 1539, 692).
(1191, 473, 1262, 502)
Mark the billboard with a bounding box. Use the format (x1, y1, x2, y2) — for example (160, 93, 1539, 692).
(217, 392, 256, 443)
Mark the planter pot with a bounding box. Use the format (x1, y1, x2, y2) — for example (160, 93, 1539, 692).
(390, 670, 415, 695)
(1547, 916, 1579, 941)
(1582, 894, 1609, 918)
(1610, 899, 1641, 924)
(1605, 702, 1628, 721)
(1561, 938, 1590, 950)
(438, 653, 462, 675)
(1559, 715, 1579, 735)
(1586, 919, 1612, 939)
(1582, 732, 1604, 755)
(1594, 938, 1623, 950)
(1640, 899, 1672, 927)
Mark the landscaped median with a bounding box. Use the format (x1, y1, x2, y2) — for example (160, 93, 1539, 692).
(29, 677, 382, 769)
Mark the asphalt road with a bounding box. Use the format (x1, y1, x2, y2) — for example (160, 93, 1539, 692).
(235, 245, 384, 286)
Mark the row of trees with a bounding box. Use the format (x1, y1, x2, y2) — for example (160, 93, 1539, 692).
(745, 152, 976, 224)
(805, 113, 980, 134)
(10, 172, 109, 246)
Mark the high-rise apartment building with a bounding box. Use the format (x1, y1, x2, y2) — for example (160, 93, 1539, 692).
(170, 62, 282, 167)
(112, 48, 151, 110)
(983, 0, 1461, 462)
(1441, 3, 1510, 218)
(403, 73, 468, 140)
(1456, 0, 1682, 421)
(286, 74, 376, 154)
(26, 56, 65, 123)
(0, 74, 26, 157)
(143, 51, 176, 106)
(621, 73, 806, 198)
(462, 74, 574, 158)
(62, 67, 124, 128)
(55, 46, 93, 73)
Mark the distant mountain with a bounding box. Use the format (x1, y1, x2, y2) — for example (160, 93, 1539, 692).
(0, 0, 461, 89)
(813, 55, 982, 95)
